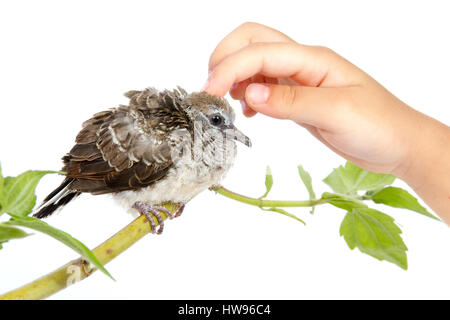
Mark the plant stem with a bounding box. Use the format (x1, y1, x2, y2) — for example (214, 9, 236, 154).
(212, 185, 327, 208)
(0, 203, 177, 300)
(0, 185, 323, 300)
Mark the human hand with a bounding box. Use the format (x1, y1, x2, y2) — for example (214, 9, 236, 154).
(203, 22, 426, 179)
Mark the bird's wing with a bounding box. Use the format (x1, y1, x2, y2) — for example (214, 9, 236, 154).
(63, 89, 187, 194)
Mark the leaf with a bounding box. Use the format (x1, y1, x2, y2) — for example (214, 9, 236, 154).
(5, 216, 114, 280)
(0, 223, 31, 248)
(321, 192, 367, 211)
(340, 207, 407, 269)
(297, 165, 316, 214)
(261, 207, 306, 225)
(323, 162, 395, 195)
(371, 187, 440, 221)
(260, 166, 273, 199)
(1, 170, 61, 217)
(297, 165, 315, 199)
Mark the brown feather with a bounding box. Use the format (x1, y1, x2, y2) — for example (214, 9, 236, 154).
(62, 87, 191, 195)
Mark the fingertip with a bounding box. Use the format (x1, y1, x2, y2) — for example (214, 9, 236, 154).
(240, 99, 248, 113)
(244, 83, 290, 120)
(244, 108, 258, 117)
(200, 72, 230, 97)
(240, 100, 257, 117)
(200, 79, 210, 92)
(230, 80, 250, 100)
(245, 83, 270, 105)
(230, 82, 240, 95)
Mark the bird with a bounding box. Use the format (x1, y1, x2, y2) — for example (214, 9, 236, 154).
(33, 87, 251, 234)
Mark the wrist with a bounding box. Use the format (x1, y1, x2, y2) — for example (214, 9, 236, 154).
(395, 109, 450, 191)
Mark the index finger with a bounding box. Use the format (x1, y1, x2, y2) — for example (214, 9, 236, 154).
(204, 42, 335, 97)
(208, 22, 295, 72)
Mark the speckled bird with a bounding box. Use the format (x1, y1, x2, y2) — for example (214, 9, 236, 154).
(33, 87, 251, 234)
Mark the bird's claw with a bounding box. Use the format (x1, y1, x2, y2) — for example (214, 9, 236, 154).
(132, 202, 185, 234)
(174, 203, 185, 218)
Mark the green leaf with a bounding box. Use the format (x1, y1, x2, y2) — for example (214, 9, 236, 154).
(1, 170, 61, 217)
(297, 165, 316, 214)
(323, 162, 395, 195)
(5, 216, 114, 280)
(321, 192, 367, 211)
(371, 187, 440, 221)
(340, 207, 407, 269)
(261, 207, 306, 225)
(0, 223, 31, 248)
(260, 166, 273, 199)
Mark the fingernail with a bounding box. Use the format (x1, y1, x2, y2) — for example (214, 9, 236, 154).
(247, 84, 270, 105)
(201, 79, 210, 92)
(240, 99, 247, 111)
(201, 72, 213, 91)
(241, 100, 257, 117)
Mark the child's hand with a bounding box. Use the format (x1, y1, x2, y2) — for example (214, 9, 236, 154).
(203, 22, 450, 222)
(203, 22, 417, 176)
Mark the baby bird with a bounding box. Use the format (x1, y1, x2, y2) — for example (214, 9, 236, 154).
(33, 87, 251, 234)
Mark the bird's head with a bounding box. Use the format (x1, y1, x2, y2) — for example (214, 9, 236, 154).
(182, 92, 252, 148)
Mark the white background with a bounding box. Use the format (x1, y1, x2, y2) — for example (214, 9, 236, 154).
(0, 0, 449, 299)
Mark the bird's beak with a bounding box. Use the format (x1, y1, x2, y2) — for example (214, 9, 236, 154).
(226, 125, 252, 147)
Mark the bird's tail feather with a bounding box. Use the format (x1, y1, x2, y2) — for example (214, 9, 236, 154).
(33, 178, 80, 219)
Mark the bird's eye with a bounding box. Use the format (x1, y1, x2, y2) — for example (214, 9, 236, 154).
(209, 114, 224, 126)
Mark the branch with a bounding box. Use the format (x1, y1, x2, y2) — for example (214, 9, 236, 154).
(1, 186, 322, 300)
(211, 185, 327, 207)
(0, 203, 177, 300)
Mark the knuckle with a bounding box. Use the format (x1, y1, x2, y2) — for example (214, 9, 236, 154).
(278, 86, 300, 119)
(247, 42, 267, 52)
(239, 21, 260, 30)
(314, 45, 335, 55)
(284, 86, 299, 107)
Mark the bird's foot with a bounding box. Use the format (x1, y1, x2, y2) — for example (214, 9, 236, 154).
(174, 203, 185, 218)
(132, 202, 175, 234)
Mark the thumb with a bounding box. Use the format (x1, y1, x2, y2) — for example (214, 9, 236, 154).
(245, 83, 344, 128)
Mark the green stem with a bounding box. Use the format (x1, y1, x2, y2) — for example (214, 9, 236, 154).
(212, 185, 327, 208)
(0, 203, 178, 300)
(0, 186, 325, 300)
